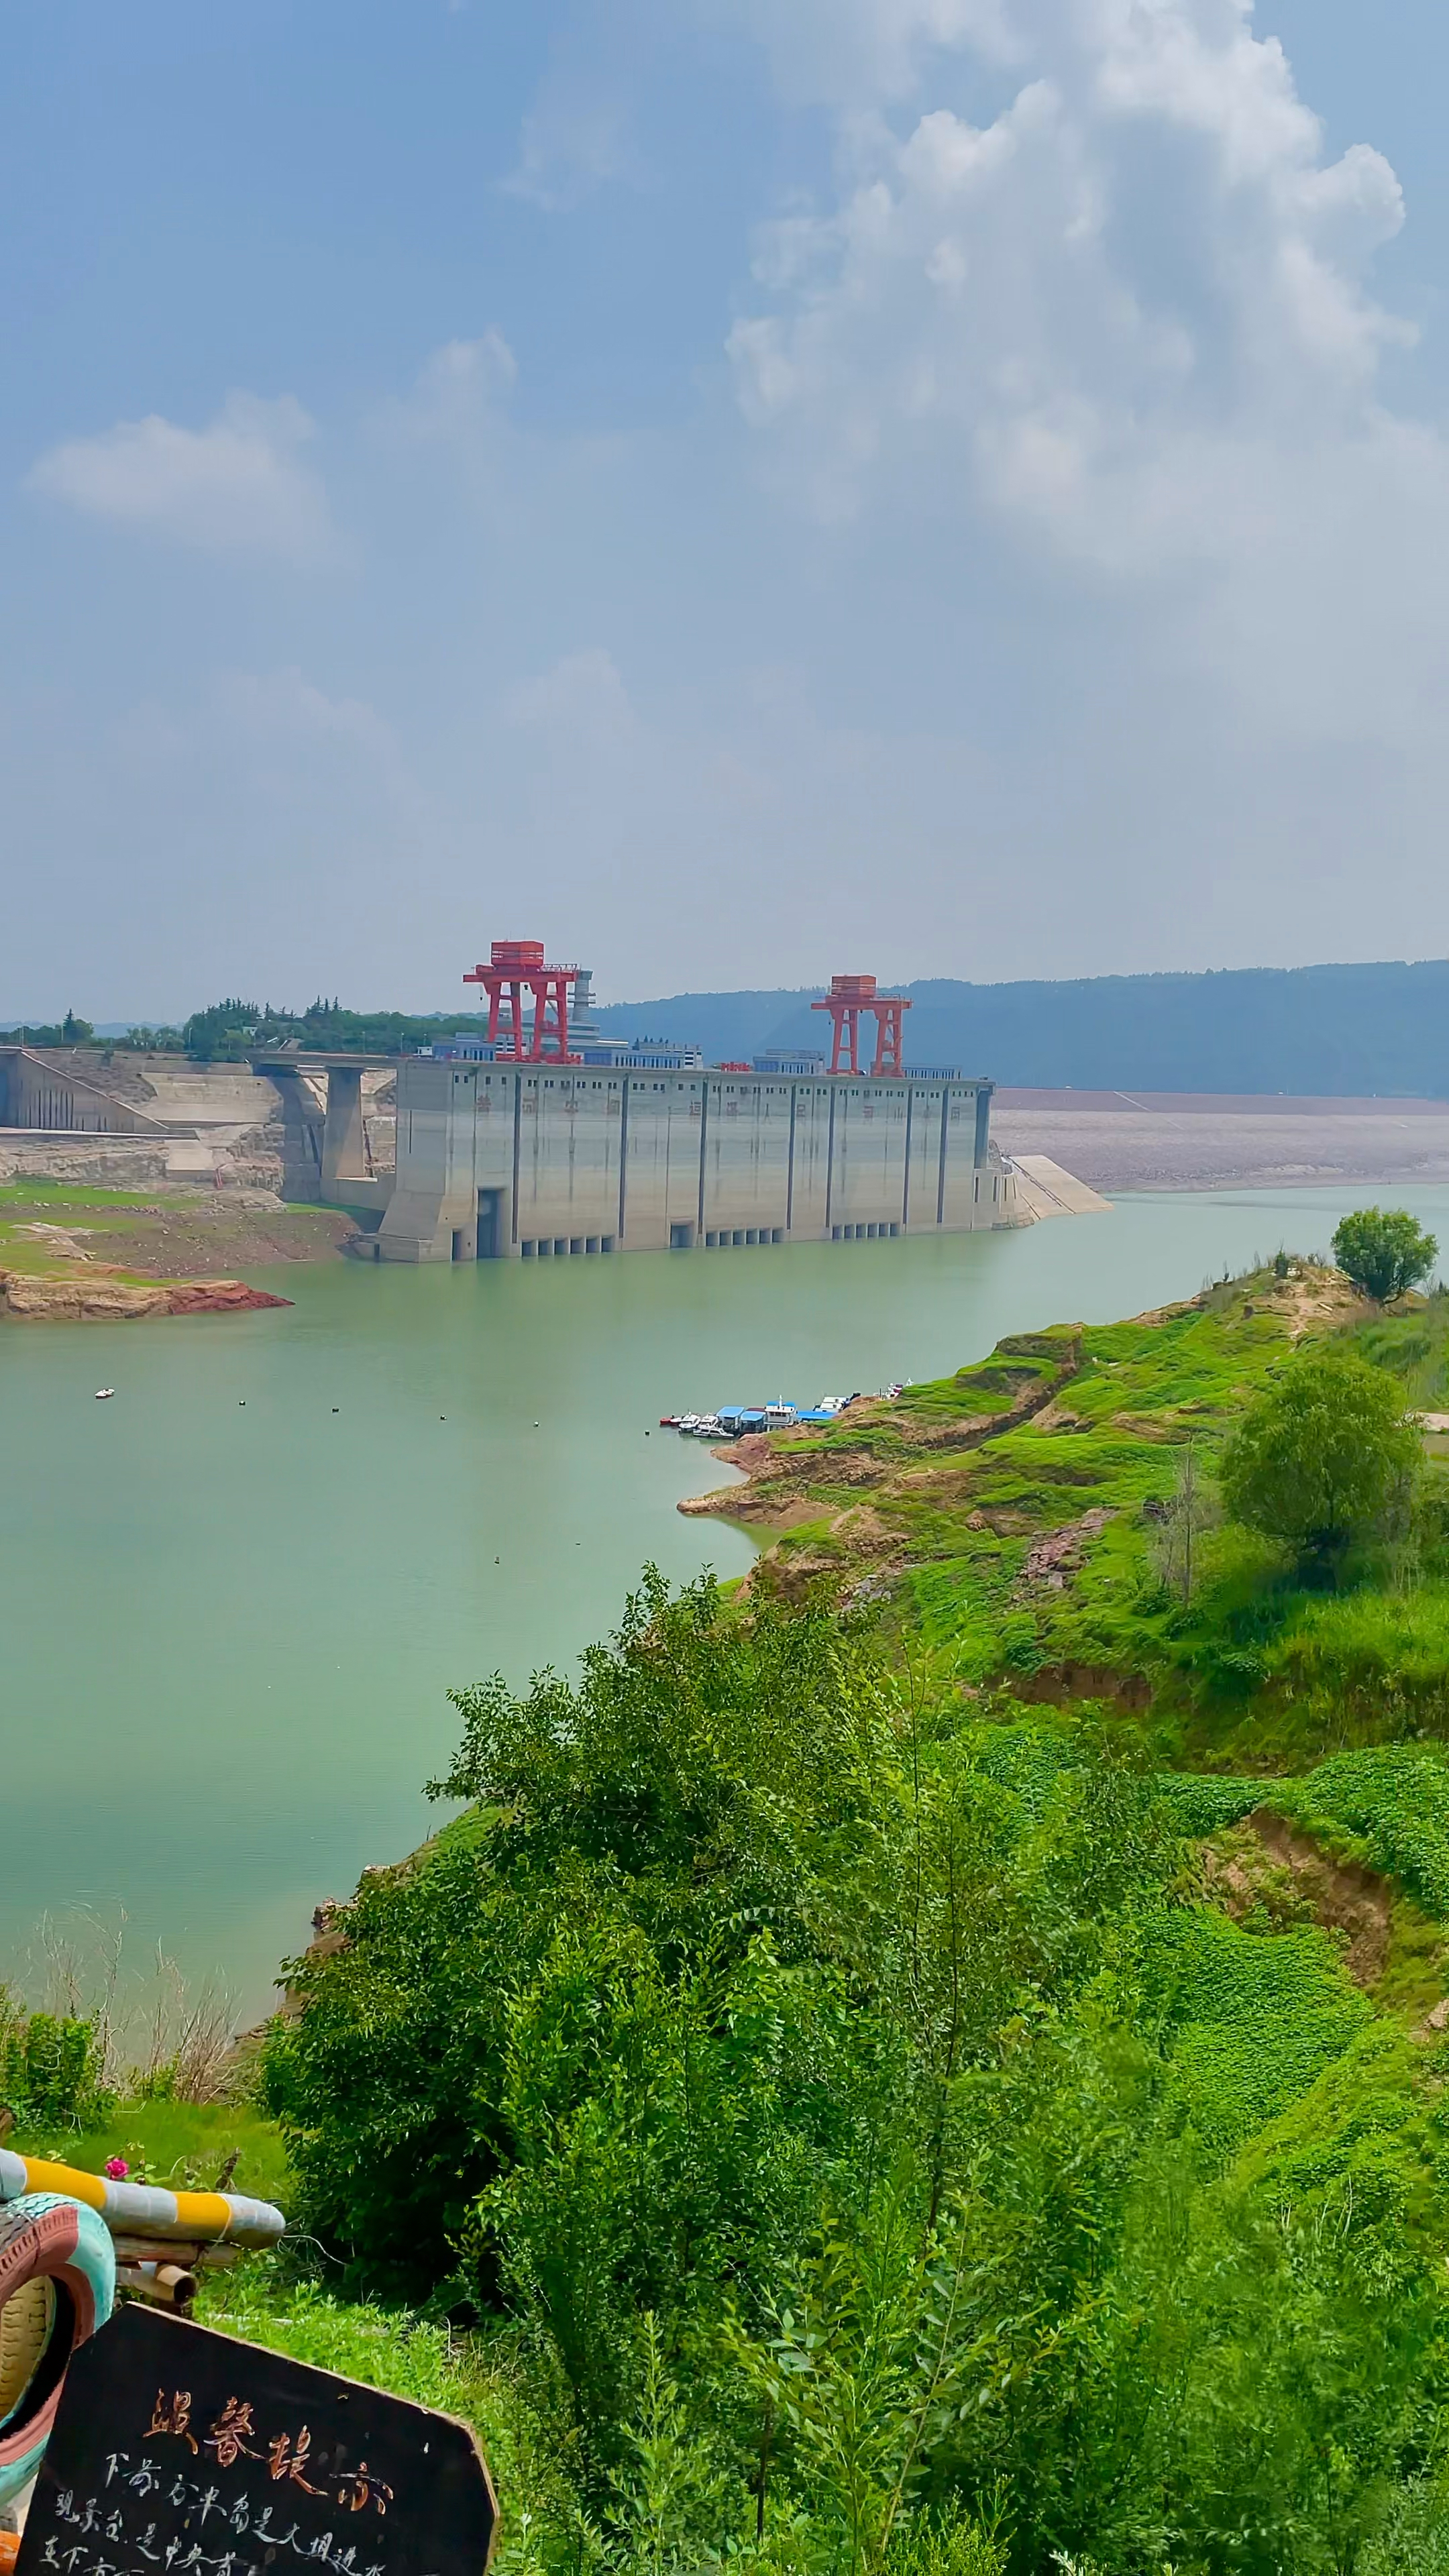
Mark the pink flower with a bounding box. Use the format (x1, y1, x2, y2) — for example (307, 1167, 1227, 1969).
(103, 2157, 129, 2180)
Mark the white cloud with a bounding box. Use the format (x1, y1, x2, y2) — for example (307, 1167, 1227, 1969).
(503, 648, 638, 747)
(504, 92, 636, 211)
(26, 394, 331, 560)
(730, 0, 1412, 513)
(698, 0, 1020, 103)
(382, 334, 518, 446)
(213, 667, 402, 759)
(721, 0, 1449, 743)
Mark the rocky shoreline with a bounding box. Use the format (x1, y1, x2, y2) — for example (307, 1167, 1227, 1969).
(0, 1268, 292, 1320)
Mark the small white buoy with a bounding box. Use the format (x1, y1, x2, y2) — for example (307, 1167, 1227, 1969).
(95, 1388, 115, 1401)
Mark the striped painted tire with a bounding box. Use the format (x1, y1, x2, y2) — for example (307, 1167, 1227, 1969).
(0, 2197, 114, 2508)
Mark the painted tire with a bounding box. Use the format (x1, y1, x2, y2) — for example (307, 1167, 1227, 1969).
(0, 2197, 115, 2508)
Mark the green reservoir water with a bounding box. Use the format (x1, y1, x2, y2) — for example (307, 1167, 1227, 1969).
(4, 1181, 1448, 2019)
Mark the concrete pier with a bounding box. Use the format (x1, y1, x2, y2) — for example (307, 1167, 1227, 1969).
(378, 1061, 1016, 1262)
(320, 1065, 368, 1194)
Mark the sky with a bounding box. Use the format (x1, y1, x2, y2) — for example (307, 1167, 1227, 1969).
(5, 0, 1449, 1019)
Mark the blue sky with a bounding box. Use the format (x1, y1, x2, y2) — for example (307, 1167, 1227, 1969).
(5, 0, 1449, 1018)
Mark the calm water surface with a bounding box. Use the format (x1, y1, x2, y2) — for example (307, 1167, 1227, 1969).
(4, 1182, 1448, 2016)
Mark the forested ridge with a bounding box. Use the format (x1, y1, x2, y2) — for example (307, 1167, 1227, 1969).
(590, 959, 1449, 1096)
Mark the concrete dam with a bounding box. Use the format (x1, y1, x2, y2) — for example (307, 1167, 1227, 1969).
(370, 944, 1083, 1262)
(378, 1057, 1016, 1262)
(0, 950, 1109, 1254)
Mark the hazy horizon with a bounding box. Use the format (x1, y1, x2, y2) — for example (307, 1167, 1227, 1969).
(8, 948, 1449, 1039)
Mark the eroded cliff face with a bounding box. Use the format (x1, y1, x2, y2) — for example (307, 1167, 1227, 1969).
(0, 1270, 291, 1320)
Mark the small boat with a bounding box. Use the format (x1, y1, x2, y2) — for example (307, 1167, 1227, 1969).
(95, 1388, 115, 1401)
(663, 1387, 892, 1435)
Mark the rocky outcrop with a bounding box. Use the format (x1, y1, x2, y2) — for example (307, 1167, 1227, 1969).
(164, 1279, 292, 1315)
(0, 1269, 291, 1320)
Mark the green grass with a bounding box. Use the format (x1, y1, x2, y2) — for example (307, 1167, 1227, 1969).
(1348, 1296, 1449, 1409)
(1233, 2016, 1446, 2230)
(1275, 1744, 1449, 1917)
(17, 1268, 1440, 2567)
(962, 1715, 1087, 1817)
(749, 1272, 1449, 1782)
(21, 1260, 1446, 2551)
(199, 2265, 486, 2408)
(0, 1181, 178, 1210)
(7, 2101, 291, 2206)
(1152, 1772, 1280, 1833)
(1144, 1904, 1373, 2154)
(889, 1326, 1081, 1425)
(195, 2266, 562, 2556)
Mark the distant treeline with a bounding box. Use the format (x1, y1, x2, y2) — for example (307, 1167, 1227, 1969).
(1, 1002, 492, 1061)
(177, 1000, 493, 1061)
(592, 957, 1449, 1096)
(0, 1012, 97, 1049)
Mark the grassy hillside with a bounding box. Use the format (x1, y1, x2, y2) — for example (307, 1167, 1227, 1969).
(0, 1177, 350, 1283)
(719, 1261, 1449, 1760)
(25, 1256, 1449, 2574)
(235, 1260, 1449, 2571)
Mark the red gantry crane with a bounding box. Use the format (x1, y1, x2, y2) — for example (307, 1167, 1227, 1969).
(465, 941, 583, 1064)
(811, 973, 912, 1077)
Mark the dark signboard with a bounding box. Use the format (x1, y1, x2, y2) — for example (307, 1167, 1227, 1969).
(15, 2304, 496, 2576)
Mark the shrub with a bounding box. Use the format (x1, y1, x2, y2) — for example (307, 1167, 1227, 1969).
(1220, 1348, 1421, 1580)
(261, 1574, 1449, 2572)
(0, 2002, 113, 2130)
(1333, 1208, 1438, 1305)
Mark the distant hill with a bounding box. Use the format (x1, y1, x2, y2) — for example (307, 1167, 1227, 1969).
(591, 959, 1449, 1097)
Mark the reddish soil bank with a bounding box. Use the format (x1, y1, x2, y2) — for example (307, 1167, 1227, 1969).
(0, 1269, 292, 1320)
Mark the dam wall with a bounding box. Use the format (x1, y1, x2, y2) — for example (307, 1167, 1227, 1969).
(379, 1061, 1016, 1262)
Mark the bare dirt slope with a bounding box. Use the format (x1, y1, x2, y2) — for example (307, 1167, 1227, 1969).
(0, 1185, 355, 1283)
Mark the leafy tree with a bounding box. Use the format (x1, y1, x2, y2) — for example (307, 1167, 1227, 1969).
(0, 1994, 112, 2129)
(181, 996, 494, 1061)
(262, 1570, 1449, 2570)
(1220, 1347, 1421, 1578)
(1333, 1207, 1438, 1304)
(118, 1025, 185, 1053)
(0, 1021, 87, 1049)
